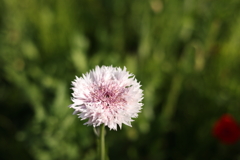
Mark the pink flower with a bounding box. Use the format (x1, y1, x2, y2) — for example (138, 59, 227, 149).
(69, 66, 143, 130)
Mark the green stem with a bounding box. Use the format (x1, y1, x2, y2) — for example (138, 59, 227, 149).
(160, 73, 183, 131)
(100, 124, 105, 160)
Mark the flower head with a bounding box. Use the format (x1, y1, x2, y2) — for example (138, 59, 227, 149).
(69, 66, 143, 130)
(212, 114, 240, 144)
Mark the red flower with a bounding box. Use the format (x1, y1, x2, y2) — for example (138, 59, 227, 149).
(213, 114, 240, 144)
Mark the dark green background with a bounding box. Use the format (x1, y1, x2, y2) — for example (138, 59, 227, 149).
(1, 0, 240, 159)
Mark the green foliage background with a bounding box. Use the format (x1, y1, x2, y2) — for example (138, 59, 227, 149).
(1, 0, 240, 159)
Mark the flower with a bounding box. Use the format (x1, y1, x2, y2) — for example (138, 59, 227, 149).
(212, 114, 240, 144)
(69, 66, 143, 130)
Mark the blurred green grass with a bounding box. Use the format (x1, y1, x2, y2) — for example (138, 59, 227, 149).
(1, 0, 240, 160)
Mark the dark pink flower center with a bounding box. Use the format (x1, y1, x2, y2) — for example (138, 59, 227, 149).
(90, 83, 127, 109)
